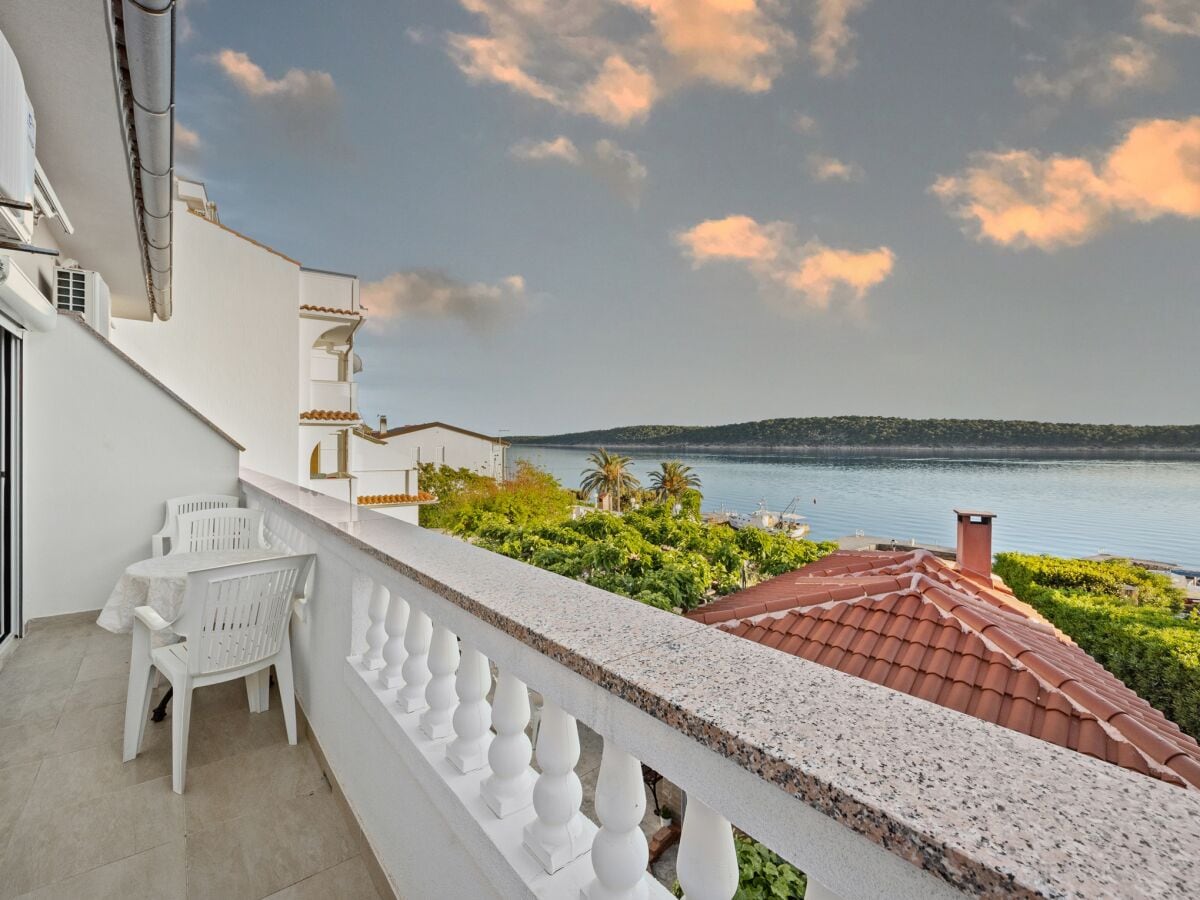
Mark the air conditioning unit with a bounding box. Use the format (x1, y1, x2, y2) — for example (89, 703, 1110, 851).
(54, 267, 110, 335)
(0, 28, 35, 246)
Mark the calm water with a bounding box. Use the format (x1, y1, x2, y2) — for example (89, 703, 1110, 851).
(512, 446, 1200, 568)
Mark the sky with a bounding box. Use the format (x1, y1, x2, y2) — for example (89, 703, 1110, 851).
(174, 1, 1200, 434)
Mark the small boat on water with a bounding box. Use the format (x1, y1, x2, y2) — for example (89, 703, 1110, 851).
(706, 499, 811, 540)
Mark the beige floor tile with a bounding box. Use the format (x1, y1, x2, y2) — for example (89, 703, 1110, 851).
(1, 637, 89, 674)
(15, 839, 185, 900)
(75, 651, 134, 683)
(185, 792, 358, 900)
(0, 761, 39, 854)
(183, 741, 326, 831)
(0, 682, 71, 731)
(48, 703, 126, 757)
(263, 856, 380, 900)
(0, 719, 59, 771)
(0, 658, 80, 696)
(62, 673, 131, 712)
(21, 738, 172, 817)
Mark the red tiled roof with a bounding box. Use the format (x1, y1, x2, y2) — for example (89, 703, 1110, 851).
(688, 549, 1200, 789)
(299, 409, 360, 422)
(299, 304, 359, 317)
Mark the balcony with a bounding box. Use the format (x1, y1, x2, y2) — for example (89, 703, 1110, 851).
(308, 380, 357, 415)
(4, 471, 1199, 899)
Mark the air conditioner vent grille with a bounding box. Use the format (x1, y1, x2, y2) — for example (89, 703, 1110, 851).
(55, 269, 86, 313)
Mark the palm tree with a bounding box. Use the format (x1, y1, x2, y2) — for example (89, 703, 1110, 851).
(580, 449, 640, 513)
(649, 461, 701, 504)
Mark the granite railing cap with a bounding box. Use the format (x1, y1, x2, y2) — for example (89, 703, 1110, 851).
(241, 469, 1200, 899)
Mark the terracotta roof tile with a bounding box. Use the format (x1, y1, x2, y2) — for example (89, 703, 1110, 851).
(299, 304, 360, 316)
(688, 548, 1200, 790)
(299, 409, 360, 422)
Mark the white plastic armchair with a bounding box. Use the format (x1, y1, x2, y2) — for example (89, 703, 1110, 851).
(169, 508, 270, 555)
(122, 554, 315, 793)
(151, 494, 241, 557)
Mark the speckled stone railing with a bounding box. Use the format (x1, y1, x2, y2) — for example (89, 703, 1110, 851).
(242, 469, 1200, 899)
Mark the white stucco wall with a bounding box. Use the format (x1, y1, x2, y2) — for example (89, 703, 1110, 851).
(382, 427, 505, 478)
(22, 316, 240, 619)
(111, 201, 300, 480)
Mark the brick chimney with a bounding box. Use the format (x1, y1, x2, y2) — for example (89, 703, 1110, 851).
(954, 509, 995, 578)
(378, 415, 388, 434)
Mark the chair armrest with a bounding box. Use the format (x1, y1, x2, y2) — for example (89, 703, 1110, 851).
(133, 606, 172, 633)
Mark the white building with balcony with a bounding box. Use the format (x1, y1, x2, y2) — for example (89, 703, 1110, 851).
(0, 4, 1198, 900)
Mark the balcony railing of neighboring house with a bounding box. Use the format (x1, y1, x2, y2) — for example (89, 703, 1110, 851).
(241, 468, 1200, 900)
(353, 468, 420, 498)
(309, 379, 357, 414)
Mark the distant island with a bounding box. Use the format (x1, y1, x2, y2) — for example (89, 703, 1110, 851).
(510, 417, 1200, 458)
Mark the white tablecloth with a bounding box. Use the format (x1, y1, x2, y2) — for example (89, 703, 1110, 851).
(97, 549, 288, 635)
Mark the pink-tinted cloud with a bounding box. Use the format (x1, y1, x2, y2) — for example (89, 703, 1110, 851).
(808, 153, 863, 182)
(1140, 0, 1200, 37)
(933, 116, 1200, 251)
(363, 270, 529, 333)
(508, 136, 581, 164)
(1016, 35, 1166, 105)
(444, 0, 808, 126)
(213, 49, 336, 103)
(510, 136, 648, 204)
(677, 214, 894, 310)
(809, 0, 871, 77)
(174, 122, 202, 155)
(578, 56, 659, 127)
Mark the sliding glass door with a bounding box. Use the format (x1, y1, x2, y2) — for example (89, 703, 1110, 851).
(0, 326, 19, 644)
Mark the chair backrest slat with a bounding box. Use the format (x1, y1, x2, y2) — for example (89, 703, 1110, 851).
(171, 509, 268, 555)
(176, 555, 314, 676)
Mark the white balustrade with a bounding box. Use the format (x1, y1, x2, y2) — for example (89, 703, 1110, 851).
(481, 671, 535, 817)
(420, 625, 460, 739)
(523, 700, 595, 874)
(676, 799, 739, 900)
(397, 606, 433, 712)
(362, 582, 389, 671)
(379, 593, 408, 690)
(446, 643, 492, 773)
(583, 742, 651, 900)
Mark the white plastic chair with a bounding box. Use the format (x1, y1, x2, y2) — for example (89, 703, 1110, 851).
(169, 508, 270, 555)
(151, 494, 241, 557)
(122, 554, 315, 793)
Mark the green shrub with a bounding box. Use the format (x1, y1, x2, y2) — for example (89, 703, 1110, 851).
(994, 553, 1200, 738)
(673, 837, 807, 899)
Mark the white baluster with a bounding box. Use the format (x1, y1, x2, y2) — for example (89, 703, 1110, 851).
(523, 700, 594, 873)
(379, 593, 409, 690)
(676, 799, 738, 900)
(420, 625, 460, 739)
(447, 644, 492, 772)
(362, 583, 389, 671)
(397, 606, 432, 713)
(481, 671, 535, 817)
(803, 880, 843, 900)
(582, 741, 650, 900)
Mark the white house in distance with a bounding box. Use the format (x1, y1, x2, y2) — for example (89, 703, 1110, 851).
(372, 417, 509, 479)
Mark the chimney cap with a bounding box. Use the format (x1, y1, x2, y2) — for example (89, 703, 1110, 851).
(954, 509, 996, 521)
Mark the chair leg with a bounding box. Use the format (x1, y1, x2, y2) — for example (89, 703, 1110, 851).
(245, 672, 263, 713)
(276, 642, 298, 745)
(171, 681, 193, 794)
(123, 629, 155, 762)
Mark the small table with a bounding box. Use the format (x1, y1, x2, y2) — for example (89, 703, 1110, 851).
(98, 548, 287, 636)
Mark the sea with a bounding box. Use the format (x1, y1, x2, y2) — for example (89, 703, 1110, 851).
(511, 446, 1200, 569)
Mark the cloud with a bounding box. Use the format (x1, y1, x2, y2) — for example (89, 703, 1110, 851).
(213, 49, 337, 104)
(792, 112, 819, 134)
(677, 214, 894, 310)
(174, 122, 202, 156)
(807, 153, 863, 182)
(509, 136, 581, 164)
(1016, 35, 1167, 105)
(362, 270, 529, 332)
(1140, 0, 1200, 37)
(809, 0, 871, 77)
(509, 135, 647, 204)
(932, 116, 1200, 251)
(444, 0, 803, 126)
(578, 55, 659, 126)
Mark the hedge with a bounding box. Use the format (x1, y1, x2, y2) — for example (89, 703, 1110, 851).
(994, 553, 1200, 738)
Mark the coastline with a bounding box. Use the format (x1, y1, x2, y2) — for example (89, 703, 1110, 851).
(513, 442, 1200, 461)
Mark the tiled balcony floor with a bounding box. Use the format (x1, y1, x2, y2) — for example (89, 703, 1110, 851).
(0, 613, 381, 900)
